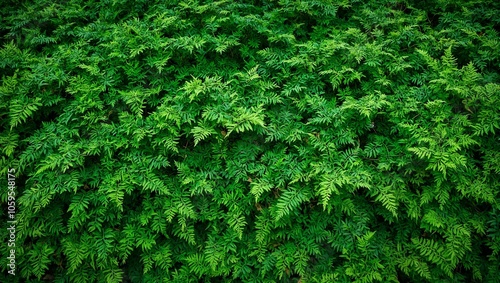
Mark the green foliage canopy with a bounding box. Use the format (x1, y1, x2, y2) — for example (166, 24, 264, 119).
(1, 0, 499, 282)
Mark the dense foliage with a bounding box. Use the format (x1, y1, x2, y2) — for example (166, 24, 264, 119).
(1, 0, 500, 282)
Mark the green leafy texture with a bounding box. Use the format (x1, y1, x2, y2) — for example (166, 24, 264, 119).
(0, 0, 499, 282)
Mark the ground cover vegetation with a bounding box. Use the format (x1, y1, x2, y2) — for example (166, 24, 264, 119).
(1, 0, 500, 282)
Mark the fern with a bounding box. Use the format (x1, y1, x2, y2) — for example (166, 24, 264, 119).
(1, 0, 499, 282)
